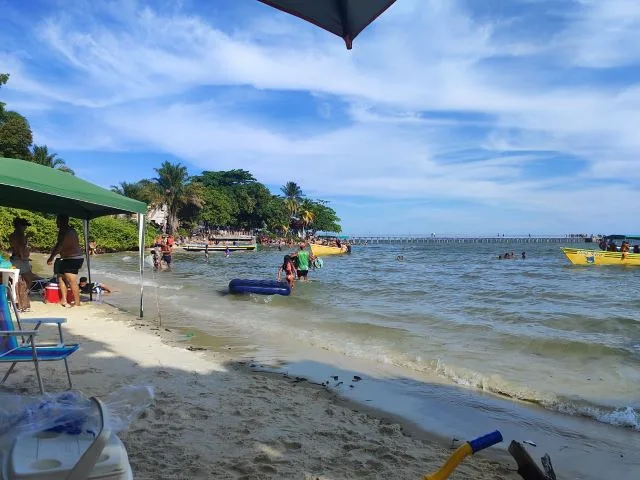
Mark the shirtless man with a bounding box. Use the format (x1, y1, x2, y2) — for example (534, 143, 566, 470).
(8, 217, 38, 284)
(47, 214, 84, 307)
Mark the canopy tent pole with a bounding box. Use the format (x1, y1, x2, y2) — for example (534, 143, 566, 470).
(83, 219, 92, 302)
(138, 214, 145, 318)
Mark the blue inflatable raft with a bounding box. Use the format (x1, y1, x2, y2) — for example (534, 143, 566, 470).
(228, 279, 291, 296)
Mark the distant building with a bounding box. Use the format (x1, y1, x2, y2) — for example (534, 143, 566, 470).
(147, 204, 168, 232)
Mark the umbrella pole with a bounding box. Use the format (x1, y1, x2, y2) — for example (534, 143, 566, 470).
(83, 219, 92, 302)
(138, 214, 145, 318)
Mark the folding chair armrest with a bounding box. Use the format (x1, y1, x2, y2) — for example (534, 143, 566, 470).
(20, 318, 67, 325)
(0, 330, 39, 337)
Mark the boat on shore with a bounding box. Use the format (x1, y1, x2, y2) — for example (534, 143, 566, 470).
(310, 243, 348, 256)
(182, 235, 257, 252)
(562, 235, 640, 265)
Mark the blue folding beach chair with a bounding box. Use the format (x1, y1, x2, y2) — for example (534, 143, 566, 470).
(0, 284, 79, 394)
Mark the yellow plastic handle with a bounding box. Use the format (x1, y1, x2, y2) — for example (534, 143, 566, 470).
(424, 443, 472, 480)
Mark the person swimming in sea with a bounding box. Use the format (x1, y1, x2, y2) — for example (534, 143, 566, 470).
(277, 255, 297, 289)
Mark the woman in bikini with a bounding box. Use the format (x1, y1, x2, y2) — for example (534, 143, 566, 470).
(277, 255, 297, 290)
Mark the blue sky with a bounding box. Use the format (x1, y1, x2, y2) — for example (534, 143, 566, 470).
(1, 0, 639, 235)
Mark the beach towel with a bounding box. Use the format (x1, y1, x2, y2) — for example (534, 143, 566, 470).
(16, 277, 30, 311)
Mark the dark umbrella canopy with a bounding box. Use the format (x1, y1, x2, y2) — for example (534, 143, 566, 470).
(257, 0, 396, 49)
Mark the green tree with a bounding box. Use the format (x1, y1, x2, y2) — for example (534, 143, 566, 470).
(309, 200, 341, 233)
(195, 169, 257, 188)
(235, 182, 277, 230)
(281, 181, 303, 203)
(0, 73, 9, 122)
(153, 161, 203, 235)
(198, 187, 235, 228)
(110, 180, 156, 203)
(260, 195, 289, 233)
(280, 181, 305, 233)
(299, 199, 315, 237)
(0, 111, 33, 160)
(31, 145, 74, 174)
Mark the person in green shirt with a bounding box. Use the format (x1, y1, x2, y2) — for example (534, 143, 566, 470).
(291, 242, 313, 281)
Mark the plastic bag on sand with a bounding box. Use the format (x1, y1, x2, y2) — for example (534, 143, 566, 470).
(0, 385, 154, 448)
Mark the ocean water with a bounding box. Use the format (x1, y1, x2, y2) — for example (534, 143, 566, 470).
(85, 241, 640, 477)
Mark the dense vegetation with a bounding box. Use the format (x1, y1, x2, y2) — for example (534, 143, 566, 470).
(112, 164, 342, 236)
(0, 208, 158, 253)
(1, 71, 342, 242)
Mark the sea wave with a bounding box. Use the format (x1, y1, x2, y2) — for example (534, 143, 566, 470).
(551, 403, 640, 431)
(432, 359, 640, 430)
(91, 269, 184, 290)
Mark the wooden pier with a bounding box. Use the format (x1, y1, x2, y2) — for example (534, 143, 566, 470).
(345, 235, 585, 245)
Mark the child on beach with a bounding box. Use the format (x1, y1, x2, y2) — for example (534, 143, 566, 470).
(277, 255, 297, 289)
(79, 277, 112, 294)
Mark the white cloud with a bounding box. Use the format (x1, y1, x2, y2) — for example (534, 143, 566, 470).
(1, 0, 639, 232)
(556, 0, 640, 68)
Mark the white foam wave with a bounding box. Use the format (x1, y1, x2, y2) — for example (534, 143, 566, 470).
(91, 269, 184, 290)
(551, 404, 640, 431)
(432, 360, 640, 431)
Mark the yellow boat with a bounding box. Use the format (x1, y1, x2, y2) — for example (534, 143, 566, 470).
(561, 248, 640, 266)
(310, 243, 348, 256)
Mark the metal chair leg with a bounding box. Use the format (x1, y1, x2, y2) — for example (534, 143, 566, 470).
(31, 343, 44, 394)
(1, 362, 17, 385)
(63, 358, 73, 389)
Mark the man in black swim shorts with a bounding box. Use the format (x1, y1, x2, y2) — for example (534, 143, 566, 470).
(47, 214, 84, 307)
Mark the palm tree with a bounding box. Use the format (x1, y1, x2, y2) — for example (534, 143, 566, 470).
(31, 145, 74, 174)
(299, 199, 315, 238)
(281, 181, 304, 234)
(110, 180, 157, 204)
(111, 181, 142, 199)
(284, 198, 299, 218)
(153, 161, 203, 235)
(281, 181, 303, 203)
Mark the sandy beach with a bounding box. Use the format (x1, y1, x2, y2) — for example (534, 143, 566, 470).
(3, 301, 519, 480)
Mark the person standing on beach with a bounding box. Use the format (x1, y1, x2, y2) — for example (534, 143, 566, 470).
(204, 241, 210, 262)
(8, 217, 39, 285)
(47, 214, 84, 307)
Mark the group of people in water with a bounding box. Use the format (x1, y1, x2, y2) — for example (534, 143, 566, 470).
(498, 251, 526, 260)
(151, 235, 175, 269)
(277, 242, 315, 289)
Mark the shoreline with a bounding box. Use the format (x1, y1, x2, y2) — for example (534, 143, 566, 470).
(10, 301, 519, 480)
(23, 252, 640, 479)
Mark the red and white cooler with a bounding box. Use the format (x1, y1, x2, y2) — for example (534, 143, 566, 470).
(43, 283, 60, 304)
(43, 283, 75, 304)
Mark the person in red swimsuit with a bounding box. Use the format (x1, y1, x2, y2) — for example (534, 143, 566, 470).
(277, 255, 297, 289)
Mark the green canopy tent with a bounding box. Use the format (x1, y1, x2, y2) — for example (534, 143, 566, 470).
(0, 157, 148, 317)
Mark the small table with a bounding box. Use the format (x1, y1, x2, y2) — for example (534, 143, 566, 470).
(0, 267, 20, 302)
